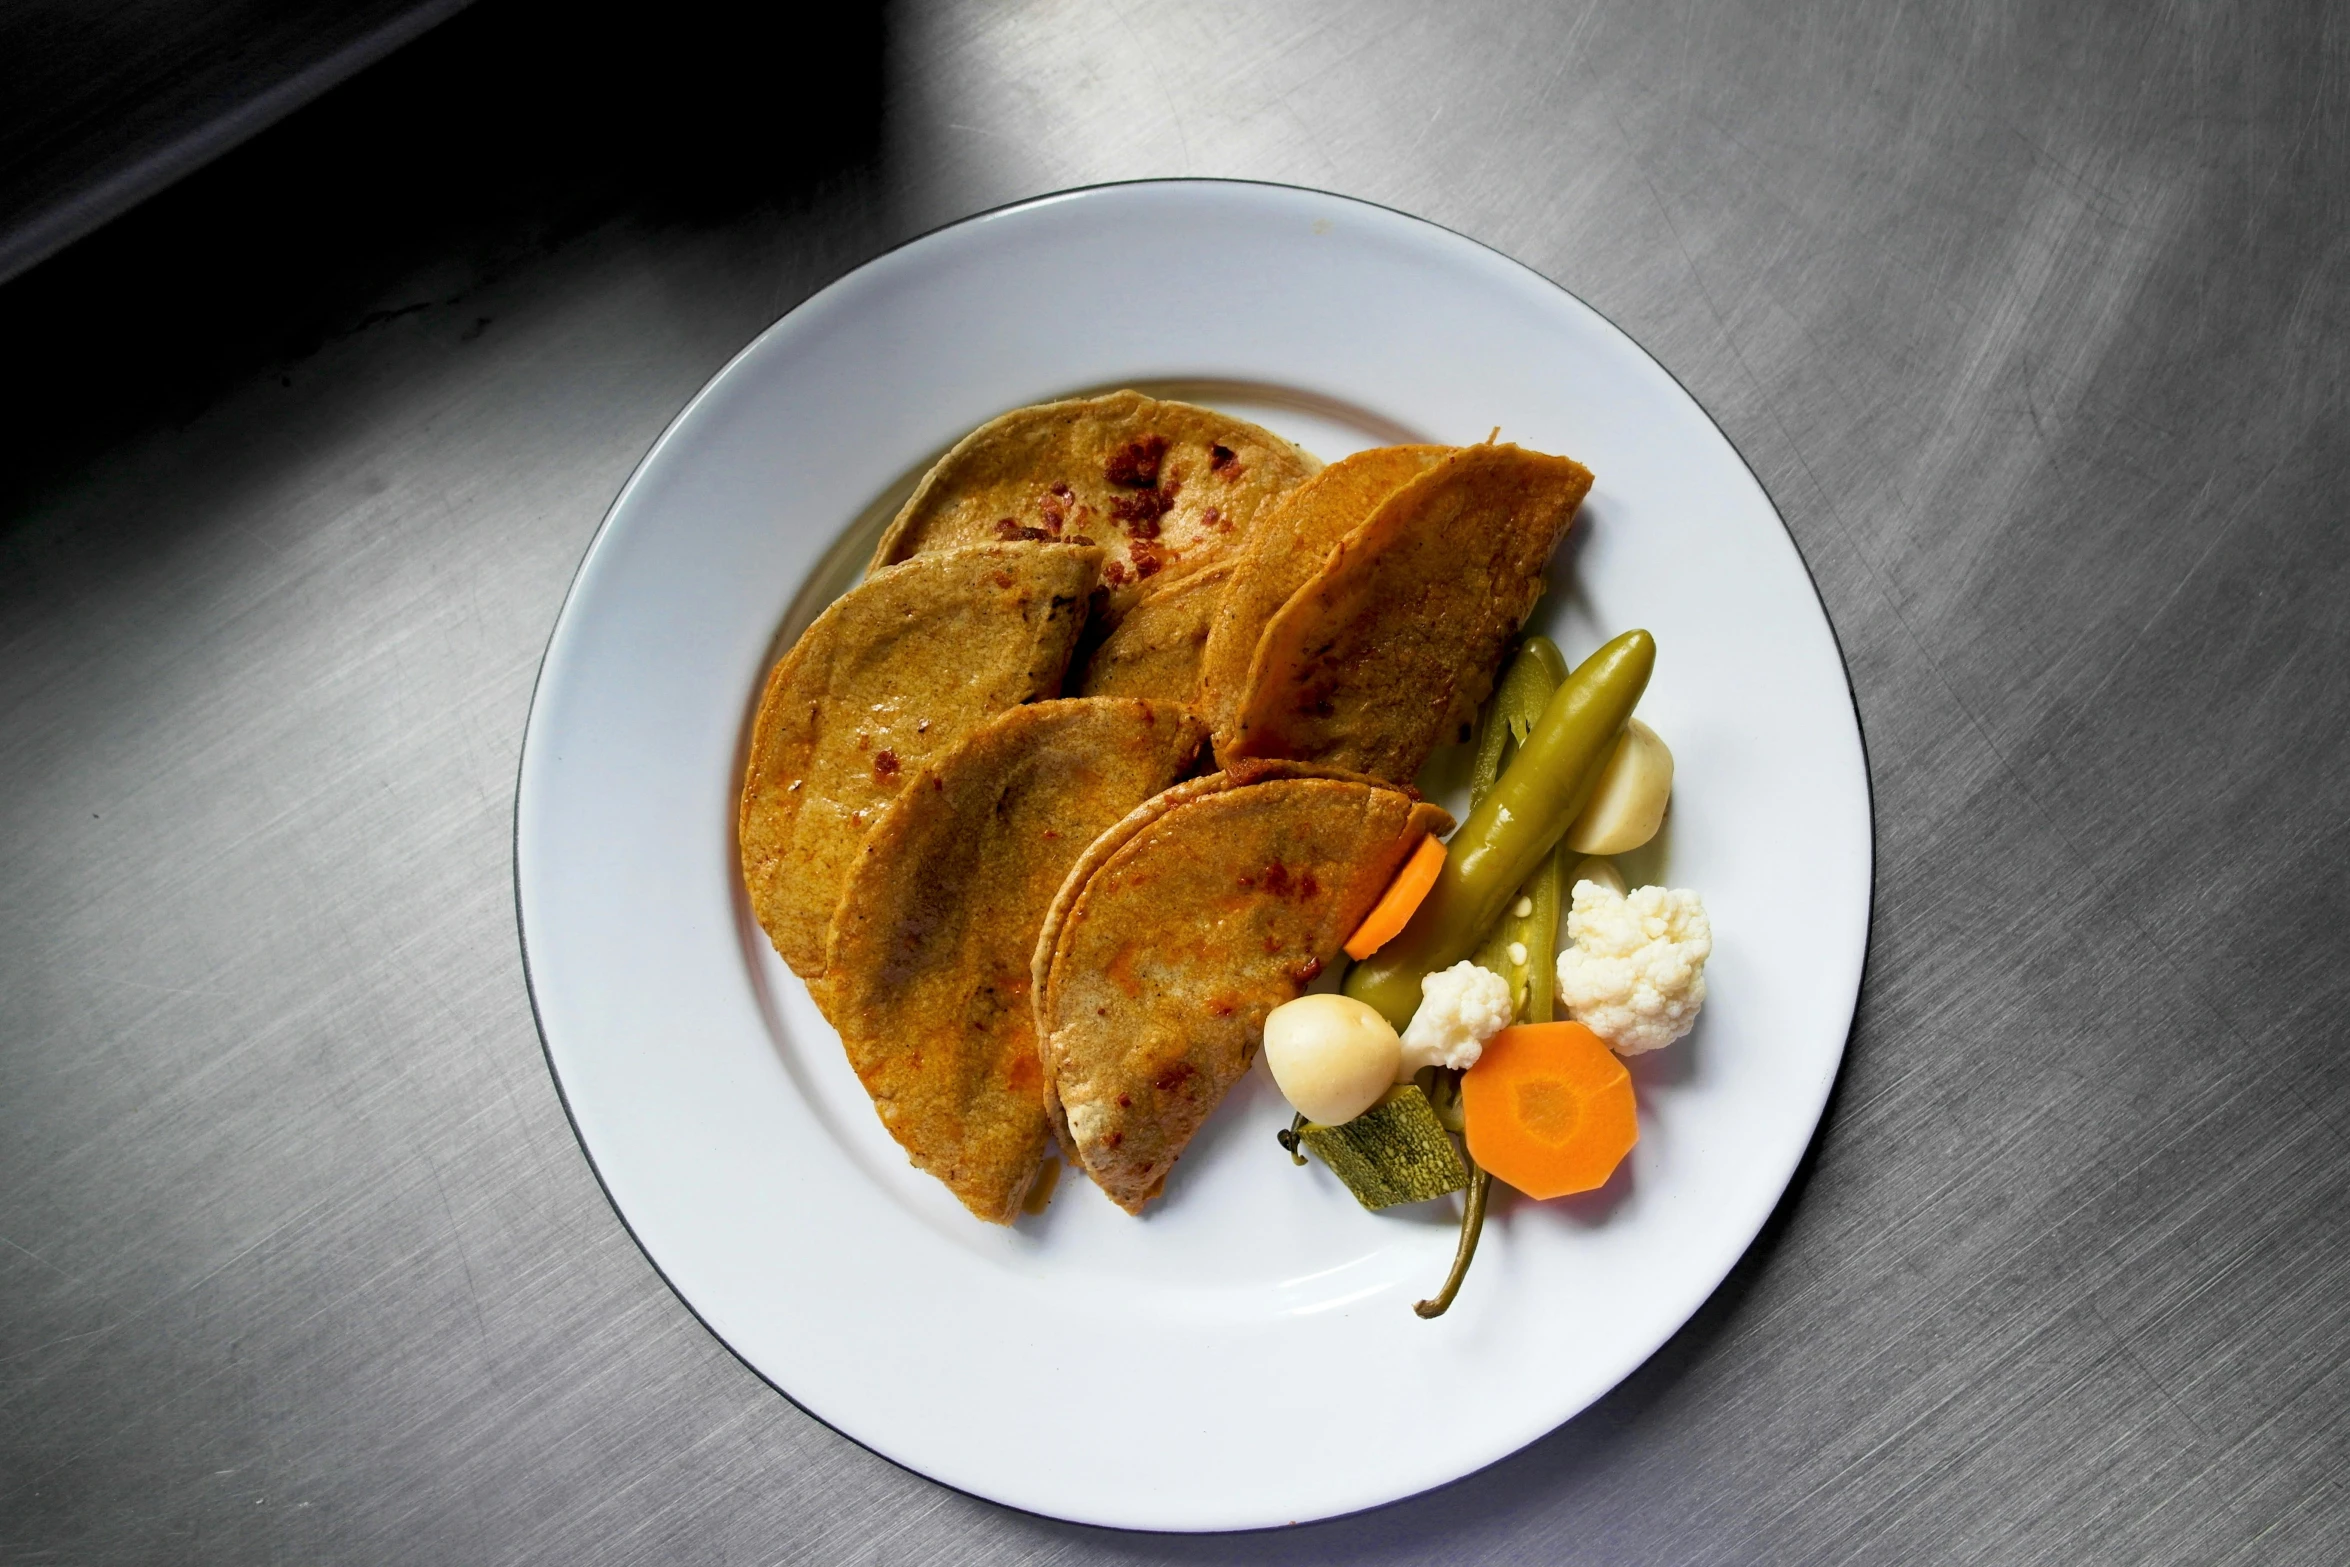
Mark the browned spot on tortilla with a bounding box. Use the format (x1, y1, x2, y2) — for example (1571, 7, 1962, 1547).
(868, 391, 1319, 628)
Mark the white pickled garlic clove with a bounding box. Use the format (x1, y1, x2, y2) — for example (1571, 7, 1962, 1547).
(1565, 719, 1672, 855)
(1262, 994, 1403, 1125)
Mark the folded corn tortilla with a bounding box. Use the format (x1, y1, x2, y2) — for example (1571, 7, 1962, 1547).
(821, 698, 1206, 1222)
(1220, 443, 1592, 783)
(869, 391, 1319, 627)
(1198, 444, 1451, 747)
(1072, 559, 1232, 706)
(1033, 762, 1452, 1213)
(739, 542, 1100, 977)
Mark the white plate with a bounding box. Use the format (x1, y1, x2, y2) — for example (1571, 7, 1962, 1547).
(516, 180, 1872, 1531)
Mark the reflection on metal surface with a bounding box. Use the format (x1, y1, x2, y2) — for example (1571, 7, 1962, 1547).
(4, 0, 2347, 1557)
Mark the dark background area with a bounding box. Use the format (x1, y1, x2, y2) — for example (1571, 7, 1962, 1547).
(1, 0, 885, 528)
(0, 0, 466, 280)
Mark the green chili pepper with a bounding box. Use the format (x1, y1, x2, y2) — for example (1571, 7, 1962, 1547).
(1471, 636, 1568, 805)
(1345, 629, 1655, 1031)
(1474, 846, 1563, 1029)
(1467, 637, 1569, 1023)
(1416, 640, 1579, 1320)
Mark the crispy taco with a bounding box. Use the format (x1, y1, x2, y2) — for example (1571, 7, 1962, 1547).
(821, 698, 1206, 1222)
(1071, 558, 1232, 705)
(1033, 762, 1452, 1213)
(1198, 444, 1451, 744)
(1220, 443, 1592, 782)
(739, 542, 1100, 977)
(868, 391, 1319, 627)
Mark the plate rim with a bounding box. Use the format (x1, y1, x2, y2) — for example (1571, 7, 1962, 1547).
(511, 175, 1878, 1532)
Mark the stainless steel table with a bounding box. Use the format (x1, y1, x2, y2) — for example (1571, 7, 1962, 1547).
(5, 1, 2344, 1560)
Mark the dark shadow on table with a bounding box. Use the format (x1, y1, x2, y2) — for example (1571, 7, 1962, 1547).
(0, 0, 887, 533)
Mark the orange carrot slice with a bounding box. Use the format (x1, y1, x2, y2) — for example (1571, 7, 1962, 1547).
(1344, 833, 1448, 960)
(1462, 1022, 1636, 1199)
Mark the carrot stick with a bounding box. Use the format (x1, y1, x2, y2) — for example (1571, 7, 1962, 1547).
(1344, 833, 1447, 961)
(1461, 1022, 1636, 1199)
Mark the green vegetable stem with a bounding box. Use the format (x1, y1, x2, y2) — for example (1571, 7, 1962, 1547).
(1416, 838, 1568, 1319)
(1414, 1161, 1490, 1318)
(1404, 633, 1593, 1319)
(1344, 629, 1654, 1032)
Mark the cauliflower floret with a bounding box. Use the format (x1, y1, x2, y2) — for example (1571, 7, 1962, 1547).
(1398, 961, 1514, 1077)
(1555, 882, 1712, 1056)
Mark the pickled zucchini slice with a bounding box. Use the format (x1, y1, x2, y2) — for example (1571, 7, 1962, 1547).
(1298, 1085, 1470, 1209)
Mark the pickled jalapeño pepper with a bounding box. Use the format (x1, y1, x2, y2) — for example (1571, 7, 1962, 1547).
(1345, 629, 1655, 1032)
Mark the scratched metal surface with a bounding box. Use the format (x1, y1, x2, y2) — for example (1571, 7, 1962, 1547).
(3, 0, 2345, 1561)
